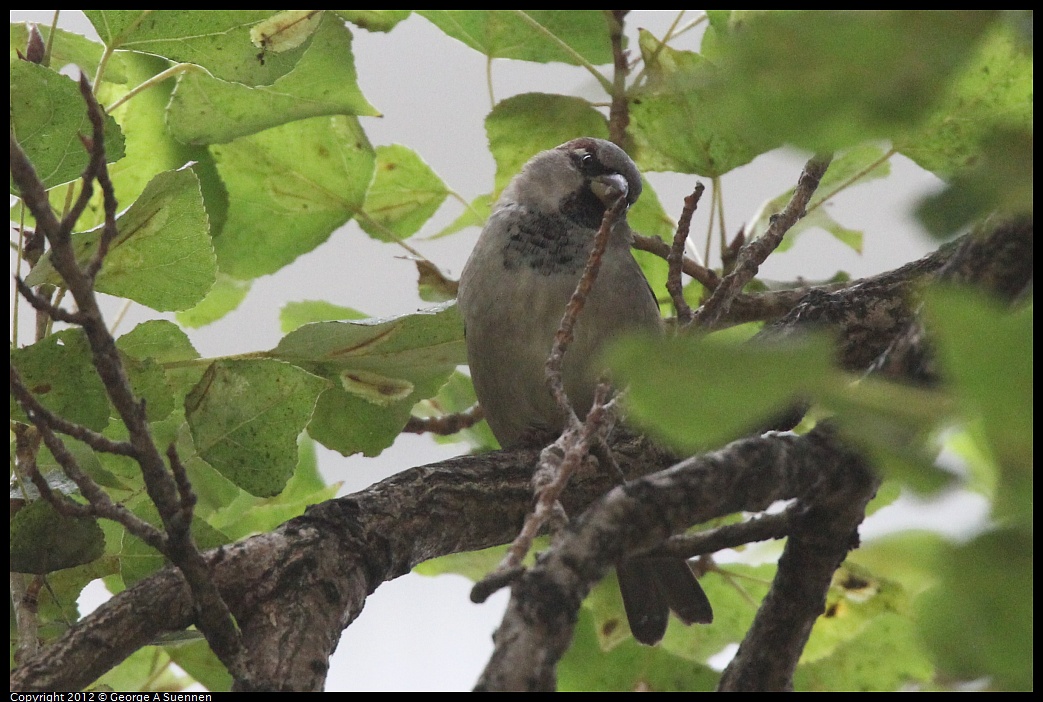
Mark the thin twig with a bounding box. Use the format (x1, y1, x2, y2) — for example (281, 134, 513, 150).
(632, 232, 720, 290)
(654, 509, 796, 560)
(510, 11, 613, 93)
(472, 384, 618, 603)
(10, 72, 247, 680)
(694, 154, 832, 330)
(545, 194, 629, 423)
(10, 365, 136, 457)
(13, 276, 85, 325)
(13, 372, 167, 551)
(474, 197, 630, 601)
(667, 183, 706, 326)
(606, 10, 630, 147)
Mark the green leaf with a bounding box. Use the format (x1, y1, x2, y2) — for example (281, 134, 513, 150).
(208, 435, 337, 540)
(701, 11, 998, 152)
(11, 329, 110, 432)
(605, 332, 837, 452)
(119, 353, 175, 421)
(825, 376, 955, 494)
(24, 167, 215, 311)
(419, 10, 613, 65)
(486, 93, 608, 194)
(431, 193, 492, 239)
(795, 612, 934, 691)
(168, 15, 378, 145)
(92, 646, 187, 692)
(210, 115, 375, 278)
(627, 178, 678, 242)
(117, 318, 200, 369)
(271, 301, 466, 380)
(627, 180, 676, 311)
(25, 556, 120, 645)
(270, 302, 466, 456)
(896, 23, 1033, 178)
(84, 10, 305, 85)
(629, 29, 767, 176)
(10, 500, 105, 574)
(166, 640, 233, 693)
(414, 544, 510, 582)
(185, 359, 328, 496)
(559, 606, 720, 691)
(104, 52, 229, 230)
(918, 528, 1032, 691)
(9, 22, 126, 82)
(852, 532, 949, 596)
(20, 51, 229, 238)
(746, 144, 892, 250)
(335, 10, 411, 33)
(175, 273, 251, 329)
(116, 319, 201, 420)
(411, 370, 496, 449)
(118, 319, 204, 410)
(305, 388, 410, 458)
(915, 130, 1033, 237)
(357, 144, 449, 241)
(115, 494, 232, 587)
(280, 300, 367, 333)
(33, 437, 129, 492)
(800, 563, 908, 664)
(925, 286, 1032, 520)
(10, 59, 125, 194)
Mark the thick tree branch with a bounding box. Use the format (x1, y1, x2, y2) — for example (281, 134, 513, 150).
(718, 430, 878, 691)
(474, 426, 872, 691)
(9, 437, 671, 691)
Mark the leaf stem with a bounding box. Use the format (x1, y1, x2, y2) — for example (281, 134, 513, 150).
(510, 10, 612, 93)
(806, 147, 896, 217)
(106, 63, 205, 113)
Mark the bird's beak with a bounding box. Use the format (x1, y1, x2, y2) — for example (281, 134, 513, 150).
(590, 173, 629, 207)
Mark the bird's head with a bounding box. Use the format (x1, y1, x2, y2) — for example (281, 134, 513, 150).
(505, 137, 642, 229)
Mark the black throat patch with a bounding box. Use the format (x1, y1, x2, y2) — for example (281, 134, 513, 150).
(501, 206, 593, 275)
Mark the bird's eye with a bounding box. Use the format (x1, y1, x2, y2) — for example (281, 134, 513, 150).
(576, 151, 596, 172)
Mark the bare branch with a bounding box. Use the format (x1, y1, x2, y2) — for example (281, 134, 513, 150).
(10, 76, 247, 682)
(719, 431, 878, 691)
(545, 193, 629, 425)
(606, 10, 630, 147)
(9, 365, 136, 456)
(474, 426, 872, 691)
(695, 154, 833, 330)
(472, 384, 618, 602)
(402, 404, 483, 435)
(655, 509, 796, 560)
(632, 232, 721, 290)
(14, 276, 85, 325)
(666, 183, 706, 326)
(12, 369, 169, 551)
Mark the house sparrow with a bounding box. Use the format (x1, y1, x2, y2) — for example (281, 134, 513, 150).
(457, 137, 712, 645)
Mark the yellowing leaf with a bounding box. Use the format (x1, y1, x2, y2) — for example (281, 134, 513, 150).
(251, 10, 324, 53)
